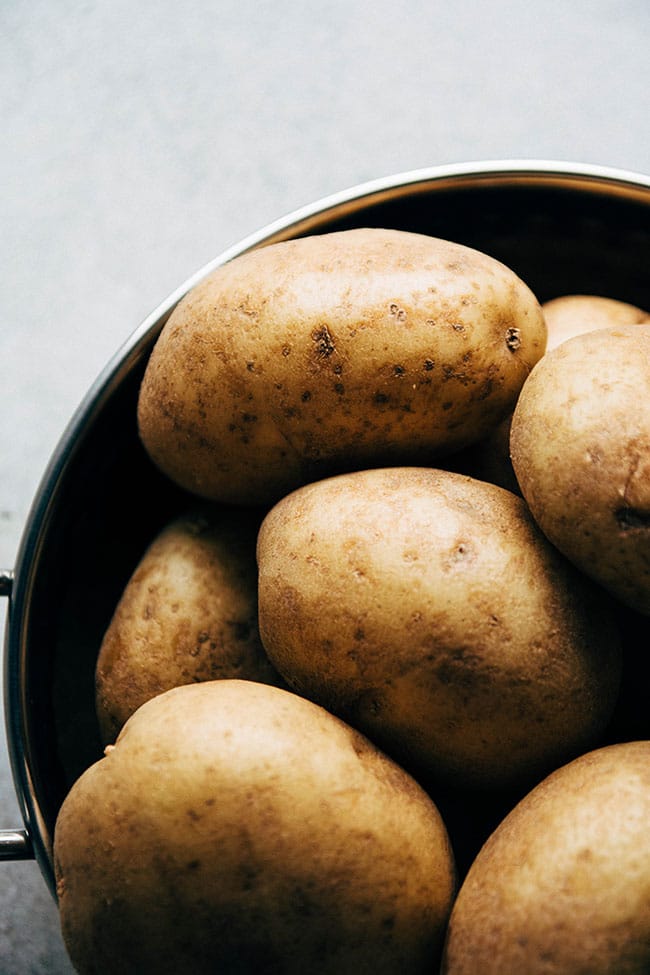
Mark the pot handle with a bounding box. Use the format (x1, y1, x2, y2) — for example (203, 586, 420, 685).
(0, 569, 11, 597)
(1, 570, 36, 861)
(0, 829, 33, 860)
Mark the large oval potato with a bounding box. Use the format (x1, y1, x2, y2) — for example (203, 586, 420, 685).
(55, 680, 456, 975)
(257, 467, 621, 790)
(511, 325, 650, 614)
(442, 741, 650, 974)
(95, 505, 284, 745)
(137, 228, 546, 504)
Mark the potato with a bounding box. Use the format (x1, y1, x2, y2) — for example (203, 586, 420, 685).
(256, 467, 621, 790)
(441, 741, 650, 974)
(54, 680, 456, 975)
(95, 505, 283, 745)
(510, 325, 650, 614)
(542, 293, 650, 350)
(137, 228, 546, 505)
(451, 293, 650, 492)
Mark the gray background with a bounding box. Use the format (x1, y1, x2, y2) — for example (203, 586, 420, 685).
(1, 1, 649, 971)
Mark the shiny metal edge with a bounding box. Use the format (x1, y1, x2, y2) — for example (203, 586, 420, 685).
(0, 571, 13, 598)
(0, 828, 33, 861)
(4, 158, 650, 894)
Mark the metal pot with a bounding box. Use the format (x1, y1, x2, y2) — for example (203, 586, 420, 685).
(3, 159, 650, 898)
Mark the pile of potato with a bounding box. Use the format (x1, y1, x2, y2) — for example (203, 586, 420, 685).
(53, 228, 650, 974)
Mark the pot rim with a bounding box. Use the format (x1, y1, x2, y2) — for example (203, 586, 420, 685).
(4, 156, 650, 891)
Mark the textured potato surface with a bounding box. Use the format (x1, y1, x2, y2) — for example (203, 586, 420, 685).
(511, 325, 650, 614)
(452, 293, 650, 492)
(95, 505, 283, 744)
(442, 741, 650, 974)
(55, 680, 456, 975)
(137, 228, 546, 504)
(542, 293, 650, 350)
(257, 467, 621, 789)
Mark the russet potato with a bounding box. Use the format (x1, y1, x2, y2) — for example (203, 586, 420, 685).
(511, 324, 650, 614)
(442, 741, 650, 974)
(55, 680, 456, 975)
(95, 505, 284, 745)
(256, 466, 622, 790)
(137, 227, 546, 505)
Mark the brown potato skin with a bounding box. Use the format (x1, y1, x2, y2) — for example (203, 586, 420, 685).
(542, 293, 650, 350)
(510, 325, 650, 615)
(95, 506, 283, 745)
(137, 228, 546, 504)
(55, 680, 456, 975)
(442, 741, 650, 975)
(256, 467, 621, 790)
(452, 293, 650, 493)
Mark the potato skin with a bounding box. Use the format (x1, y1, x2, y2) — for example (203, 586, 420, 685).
(95, 506, 283, 745)
(442, 741, 650, 975)
(54, 680, 456, 975)
(452, 293, 650, 493)
(256, 467, 621, 790)
(543, 293, 650, 350)
(510, 325, 650, 614)
(137, 228, 546, 504)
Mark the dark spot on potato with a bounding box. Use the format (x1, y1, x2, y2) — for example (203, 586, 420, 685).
(452, 323, 465, 332)
(389, 303, 407, 321)
(186, 859, 201, 871)
(423, 359, 435, 371)
(442, 402, 453, 411)
(281, 345, 291, 357)
(301, 390, 311, 402)
(393, 364, 405, 376)
(374, 392, 390, 405)
(334, 382, 345, 395)
(333, 363, 343, 375)
(476, 377, 496, 401)
(616, 507, 650, 530)
(246, 361, 255, 372)
(311, 324, 336, 358)
(241, 413, 257, 423)
(354, 628, 365, 641)
(505, 327, 522, 351)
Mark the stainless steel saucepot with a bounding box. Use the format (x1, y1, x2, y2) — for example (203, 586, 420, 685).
(3, 160, 650, 899)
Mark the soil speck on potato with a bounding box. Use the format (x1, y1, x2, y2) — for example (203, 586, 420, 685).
(505, 327, 522, 351)
(311, 324, 336, 358)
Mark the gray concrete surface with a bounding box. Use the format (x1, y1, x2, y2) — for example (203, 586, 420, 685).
(1, 0, 649, 970)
